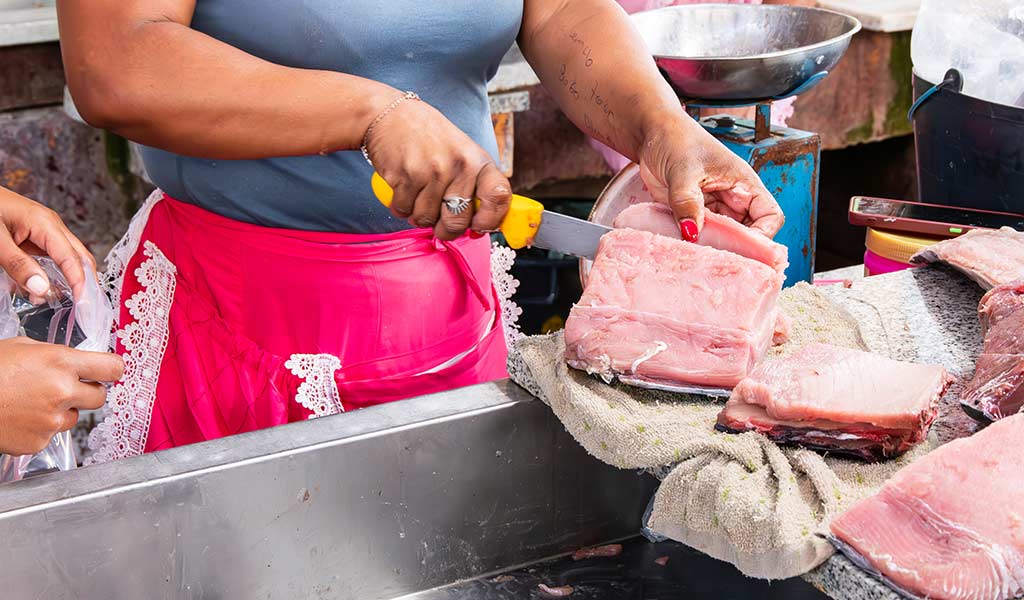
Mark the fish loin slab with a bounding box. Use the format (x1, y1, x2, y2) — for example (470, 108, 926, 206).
(716, 343, 950, 461)
(979, 281, 1024, 335)
(564, 228, 784, 388)
(613, 203, 789, 274)
(911, 227, 1024, 290)
(830, 412, 1024, 600)
(963, 282, 1024, 421)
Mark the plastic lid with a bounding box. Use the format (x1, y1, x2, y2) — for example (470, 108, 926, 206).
(864, 227, 947, 264)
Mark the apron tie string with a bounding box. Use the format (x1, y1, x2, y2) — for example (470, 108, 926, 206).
(437, 238, 491, 310)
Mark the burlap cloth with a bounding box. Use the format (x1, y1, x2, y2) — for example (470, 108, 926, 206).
(509, 283, 940, 580)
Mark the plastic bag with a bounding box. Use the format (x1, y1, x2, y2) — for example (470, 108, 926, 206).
(641, 493, 669, 543)
(912, 0, 1024, 106)
(0, 258, 114, 482)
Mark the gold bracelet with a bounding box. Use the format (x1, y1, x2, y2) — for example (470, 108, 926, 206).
(360, 91, 420, 166)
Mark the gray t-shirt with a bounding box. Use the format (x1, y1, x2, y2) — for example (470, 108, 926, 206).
(140, 1, 523, 232)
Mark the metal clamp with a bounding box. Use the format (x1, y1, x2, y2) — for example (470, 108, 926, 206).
(907, 68, 963, 122)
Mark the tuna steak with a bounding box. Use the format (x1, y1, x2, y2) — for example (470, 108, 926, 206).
(716, 343, 950, 460)
(830, 413, 1024, 600)
(564, 228, 784, 389)
(910, 227, 1024, 290)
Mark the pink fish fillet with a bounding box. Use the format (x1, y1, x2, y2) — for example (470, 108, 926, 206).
(910, 227, 1024, 290)
(979, 281, 1024, 335)
(612, 202, 791, 346)
(830, 413, 1024, 600)
(962, 284, 1024, 422)
(565, 228, 784, 388)
(717, 343, 950, 460)
(612, 202, 789, 275)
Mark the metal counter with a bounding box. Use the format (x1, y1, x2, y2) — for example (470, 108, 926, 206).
(0, 380, 655, 599)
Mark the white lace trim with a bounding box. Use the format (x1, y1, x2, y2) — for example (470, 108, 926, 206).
(285, 354, 344, 418)
(87, 241, 177, 464)
(101, 189, 165, 343)
(491, 243, 543, 398)
(490, 242, 522, 349)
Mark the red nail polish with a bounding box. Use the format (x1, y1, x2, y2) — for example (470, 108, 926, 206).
(468, 230, 486, 239)
(679, 218, 699, 242)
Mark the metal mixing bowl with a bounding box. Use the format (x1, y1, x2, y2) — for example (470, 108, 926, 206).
(579, 163, 649, 287)
(630, 4, 861, 102)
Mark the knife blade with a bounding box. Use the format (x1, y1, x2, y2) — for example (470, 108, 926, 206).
(529, 211, 612, 260)
(370, 172, 612, 259)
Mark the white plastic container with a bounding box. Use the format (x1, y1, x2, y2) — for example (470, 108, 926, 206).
(911, 0, 1024, 106)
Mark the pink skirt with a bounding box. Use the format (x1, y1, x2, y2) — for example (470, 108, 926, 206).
(88, 194, 509, 460)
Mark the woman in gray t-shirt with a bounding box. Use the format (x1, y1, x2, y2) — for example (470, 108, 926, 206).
(56, 0, 783, 460)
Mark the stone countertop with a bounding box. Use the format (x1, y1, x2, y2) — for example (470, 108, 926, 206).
(801, 264, 986, 599)
(815, 264, 865, 281)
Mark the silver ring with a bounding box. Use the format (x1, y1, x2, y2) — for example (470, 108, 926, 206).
(443, 196, 471, 215)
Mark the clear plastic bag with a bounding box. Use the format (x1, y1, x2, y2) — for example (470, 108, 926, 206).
(0, 258, 114, 482)
(641, 493, 669, 543)
(912, 0, 1024, 107)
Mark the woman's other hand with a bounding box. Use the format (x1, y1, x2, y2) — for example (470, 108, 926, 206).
(638, 117, 785, 240)
(0, 187, 95, 299)
(363, 96, 512, 241)
(0, 338, 123, 456)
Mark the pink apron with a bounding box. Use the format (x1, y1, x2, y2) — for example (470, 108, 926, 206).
(88, 194, 508, 460)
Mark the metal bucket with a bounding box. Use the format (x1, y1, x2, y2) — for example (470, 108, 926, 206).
(910, 71, 1024, 213)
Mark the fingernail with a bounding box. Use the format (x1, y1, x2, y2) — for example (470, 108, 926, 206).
(468, 230, 486, 239)
(26, 275, 48, 296)
(679, 219, 699, 242)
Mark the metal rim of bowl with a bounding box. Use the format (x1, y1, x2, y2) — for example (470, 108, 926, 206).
(587, 163, 641, 224)
(632, 4, 862, 62)
(579, 163, 644, 287)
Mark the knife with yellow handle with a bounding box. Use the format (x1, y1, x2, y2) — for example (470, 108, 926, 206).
(371, 172, 612, 259)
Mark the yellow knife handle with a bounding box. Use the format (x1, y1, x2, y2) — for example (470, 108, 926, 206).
(371, 171, 544, 249)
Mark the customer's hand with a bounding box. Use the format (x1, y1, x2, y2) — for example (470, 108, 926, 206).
(638, 117, 785, 240)
(363, 95, 511, 241)
(0, 187, 94, 299)
(0, 338, 123, 455)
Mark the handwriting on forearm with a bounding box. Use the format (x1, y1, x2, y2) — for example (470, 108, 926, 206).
(558, 30, 618, 147)
(588, 82, 615, 124)
(568, 30, 594, 68)
(558, 63, 616, 126)
(558, 64, 580, 100)
(582, 113, 605, 143)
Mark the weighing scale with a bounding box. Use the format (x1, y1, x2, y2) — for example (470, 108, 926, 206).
(627, 4, 862, 287)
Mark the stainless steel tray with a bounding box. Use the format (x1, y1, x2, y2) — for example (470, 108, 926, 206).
(0, 381, 654, 599)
